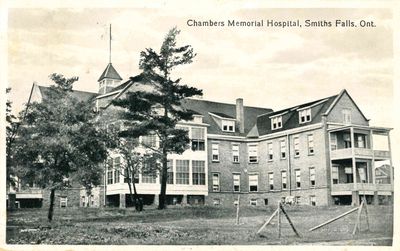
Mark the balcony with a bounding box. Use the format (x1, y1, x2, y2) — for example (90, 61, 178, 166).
(331, 183, 392, 195)
(15, 188, 43, 199)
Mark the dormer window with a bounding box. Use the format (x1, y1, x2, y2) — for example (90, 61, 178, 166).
(271, 116, 282, 130)
(222, 120, 235, 132)
(299, 108, 311, 124)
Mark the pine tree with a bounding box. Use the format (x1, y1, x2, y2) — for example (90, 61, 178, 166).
(112, 27, 202, 209)
(15, 74, 109, 221)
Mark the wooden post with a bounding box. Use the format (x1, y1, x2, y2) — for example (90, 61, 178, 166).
(352, 200, 364, 235)
(363, 197, 370, 231)
(277, 202, 281, 238)
(309, 207, 359, 232)
(279, 203, 301, 237)
(256, 207, 279, 234)
(235, 195, 240, 225)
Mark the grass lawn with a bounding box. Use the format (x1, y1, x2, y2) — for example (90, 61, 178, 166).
(6, 204, 393, 245)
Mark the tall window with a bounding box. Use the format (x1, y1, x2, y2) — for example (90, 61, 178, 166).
(281, 171, 287, 190)
(356, 134, 366, 148)
(222, 120, 235, 132)
(345, 167, 353, 183)
(233, 174, 240, 192)
(268, 173, 274, 190)
(294, 136, 300, 156)
(330, 133, 337, 151)
(176, 160, 190, 185)
(268, 143, 273, 161)
(342, 109, 351, 124)
(295, 169, 301, 188)
(248, 144, 258, 163)
(343, 133, 351, 148)
(310, 195, 316, 206)
(271, 116, 282, 130)
(232, 144, 240, 163)
(212, 173, 220, 192)
(113, 158, 120, 184)
(212, 143, 219, 161)
(310, 167, 316, 187)
(249, 174, 259, 192)
(308, 134, 314, 154)
(167, 159, 174, 184)
(191, 127, 205, 151)
(192, 160, 205, 185)
(141, 173, 156, 183)
(107, 159, 113, 184)
(332, 165, 339, 184)
(299, 108, 311, 123)
(280, 140, 286, 159)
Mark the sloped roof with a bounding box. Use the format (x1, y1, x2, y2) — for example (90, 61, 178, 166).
(37, 85, 97, 102)
(210, 112, 235, 119)
(181, 98, 273, 136)
(255, 94, 338, 136)
(98, 63, 123, 82)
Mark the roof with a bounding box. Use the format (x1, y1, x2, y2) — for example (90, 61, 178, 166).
(255, 94, 339, 136)
(209, 112, 235, 119)
(98, 63, 123, 82)
(181, 98, 273, 136)
(37, 85, 97, 102)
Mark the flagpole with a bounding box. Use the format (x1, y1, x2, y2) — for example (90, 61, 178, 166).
(109, 24, 112, 64)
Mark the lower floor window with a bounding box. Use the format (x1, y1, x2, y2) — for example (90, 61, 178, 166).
(213, 198, 220, 206)
(250, 198, 258, 206)
(60, 197, 68, 208)
(310, 195, 316, 206)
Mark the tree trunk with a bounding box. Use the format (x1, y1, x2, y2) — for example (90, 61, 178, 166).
(158, 154, 168, 210)
(48, 188, 56, 222)
(132, 179, 143, 211)
(126, 167, 142, 211)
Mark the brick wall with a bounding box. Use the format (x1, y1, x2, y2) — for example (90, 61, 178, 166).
(326, 92, 369, 125)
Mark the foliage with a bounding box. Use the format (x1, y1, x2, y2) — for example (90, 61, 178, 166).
(14, 74, 109, 220)
(112, 27, 203, 209)
(6, 87, 18, 185)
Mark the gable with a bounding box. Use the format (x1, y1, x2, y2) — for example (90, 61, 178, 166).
(326, 91, 369, 126)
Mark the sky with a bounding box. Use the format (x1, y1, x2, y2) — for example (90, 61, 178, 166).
(6, 6, 394, 128)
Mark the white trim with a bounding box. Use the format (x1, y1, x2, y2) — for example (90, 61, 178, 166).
(269, 111, 288, 119)
(208, 112, 236, 121)
(95, 90, 121, 99)
(297, 98, 329, 111)
(327, 123, 393, 132)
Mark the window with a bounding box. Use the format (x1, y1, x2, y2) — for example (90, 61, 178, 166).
(294, 136, 300, 156)
(232, 144, 240, 163)
(142, 133, 157, 148)
(356, 134, 365, 148)
(167, 159, 174, 184)
(342, 109, 351, 124)
(250, 199, 258, 206)
(332, 165, 339, 184)
(222, 120, 235, 132)
(308, 134, 314, 154)
(345, 167, 354, 183)
(249, 174, 259, 192)
(310, 167, 316, 187)
(310, 196, 316, 206)
(344, 133, 351, 148)
(192, 160, 205, 185)
(212, 143, 219, 161)
(295, 169, 301, 188)
(280, 140, 286, 159)
(268, 143, 273, 161)
(248, 144, 258, 163)
(268, 173, 274, 190)
(233, 174, 240, 192)
(264, 199, 269, 205)
(107, 159, 113, 185)
(191, 127, 205, 151)
(212, 173, 220, 192)
(176, 160, 190, 185)
(330, 133, 337, 151)
(281, 171, 287, 190)
(114, 157, 120, 183)
(299, 108, 311, 123)
(60, 197, 68, 208)
(271, 116, 282, 130)
(142, 173, 156, 183)
(81, 196, 86, 207)
(213, 198, 220, 205)
(295, 196, 301, 205)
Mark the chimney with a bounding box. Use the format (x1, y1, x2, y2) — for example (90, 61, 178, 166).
(236, 98, 244, 134)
